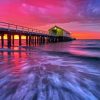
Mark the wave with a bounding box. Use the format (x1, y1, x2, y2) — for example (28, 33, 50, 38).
(20, 45, 100, 61)
(43, 50, 100, 61)
(82, 47, 100, 51)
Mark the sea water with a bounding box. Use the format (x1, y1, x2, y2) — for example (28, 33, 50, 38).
(0, 40, 100, 100)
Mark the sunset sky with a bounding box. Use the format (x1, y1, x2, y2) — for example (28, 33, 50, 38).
(0, 0, 100, 39)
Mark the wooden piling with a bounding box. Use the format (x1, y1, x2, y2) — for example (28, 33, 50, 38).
(29, 35, 31, 46)
(34, 36, 36, 43)
(26, 35, 28, 46)
(37, 36, 40, 44)
(12, 34, 14, 46)
(19, 34, 21, 46)
(42, 36, 45, 43)
(1, 34, 4, 48)
(7, 33, 11, 48)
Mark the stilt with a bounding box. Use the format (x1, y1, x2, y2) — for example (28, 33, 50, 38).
(41, 36, 43, 43)
(37, 36, 39, 44)
(19, 34, 21, 46)
(35, 36, 37, 44)
(39, 36, 41, 44)
(12, 34, 14, 46)
(40, 36, 42, 44)
(7, 33, 11, 48)
(34, 36, 37, 44)
(32, 36, 35, 45)
(48, 36, 51, 43)
(29, 35, 31, 46)
(45, 37, 47, 43)
(1, 34, 4, 48)
(43, 36, 45, 44)
(26, 35, 28, 46)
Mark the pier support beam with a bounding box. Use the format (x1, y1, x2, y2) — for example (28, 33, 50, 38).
(45, 37, 48, 43)
(42, 36, 45, 44)
(19, 34, 21, 46)
(37, 36, 40, 44)
(36, 36, 38, 44)
(1, 34, 4, 48)
(34, 36, 36, 44)
(7, 33, 11, 48)
(55, 37, 58, 42)
(41, 36, 44, 44)
(26, 35, 28, 45)
(48, 36, 51, 43)
(12, 35, 14, 47)
(40, 36, 42, 44)
(31, 36, 34, 45)
(29, 35, 31, 46)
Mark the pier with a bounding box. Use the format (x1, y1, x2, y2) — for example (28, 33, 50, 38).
(0, 22, 73, 48)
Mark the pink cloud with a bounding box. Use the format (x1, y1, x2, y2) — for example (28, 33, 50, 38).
(0, 0, 100, 35)
(0, 0, 79, 26)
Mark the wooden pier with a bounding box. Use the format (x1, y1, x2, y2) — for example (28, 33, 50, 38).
(0, 22, 73, 48)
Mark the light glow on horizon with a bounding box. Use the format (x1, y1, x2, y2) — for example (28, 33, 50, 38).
(72, 32, 100, 39)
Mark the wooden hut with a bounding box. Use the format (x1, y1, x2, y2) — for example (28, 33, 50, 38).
(49, 26, 71, 37)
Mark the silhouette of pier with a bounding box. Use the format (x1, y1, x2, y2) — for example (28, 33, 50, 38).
(0, 22, 73, 48)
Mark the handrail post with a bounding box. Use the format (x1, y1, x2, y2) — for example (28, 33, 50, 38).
(8, 23, 10, 31)
(16, 25, 17, 31)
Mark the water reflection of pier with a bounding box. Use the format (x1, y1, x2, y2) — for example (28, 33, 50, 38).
(0, 22, 72, 48)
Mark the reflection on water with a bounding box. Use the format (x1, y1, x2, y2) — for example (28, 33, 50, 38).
(0, 40, 100, 100)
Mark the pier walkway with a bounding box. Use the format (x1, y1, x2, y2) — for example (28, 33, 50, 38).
(0, 22, 72, 48)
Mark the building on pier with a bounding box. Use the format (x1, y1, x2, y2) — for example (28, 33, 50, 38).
(48, 26, 71, 37)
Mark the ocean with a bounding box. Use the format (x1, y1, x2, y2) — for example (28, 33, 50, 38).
(0, 40, 100, 100)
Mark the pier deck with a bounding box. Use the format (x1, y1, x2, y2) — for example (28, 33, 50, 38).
(0, 22, 73, 48)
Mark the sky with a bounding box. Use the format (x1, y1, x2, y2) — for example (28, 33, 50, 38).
(0, 0, 100, 39)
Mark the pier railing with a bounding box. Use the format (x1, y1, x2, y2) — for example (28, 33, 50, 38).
(0, 22, 48, 34)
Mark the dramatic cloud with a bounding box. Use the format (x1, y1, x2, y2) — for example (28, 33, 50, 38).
(0, 0, 100, 25)
(20, 0, 100, 23)
(0, 0, 100, 39)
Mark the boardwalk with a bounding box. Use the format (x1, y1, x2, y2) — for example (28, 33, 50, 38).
(0, 22, 73, 48)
